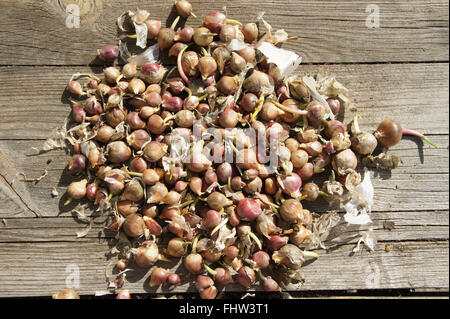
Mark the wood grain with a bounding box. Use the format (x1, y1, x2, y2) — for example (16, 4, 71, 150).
(0, 0, 447, 65)
(0, 210, 447, 243)
(0, 238, 447, 297)
(0, 63, 448, 140)
(0, 134, 447, 218)
(0, 0, 448, 298)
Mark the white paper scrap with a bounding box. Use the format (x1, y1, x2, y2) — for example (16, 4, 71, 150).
(257, 42, 302, 78)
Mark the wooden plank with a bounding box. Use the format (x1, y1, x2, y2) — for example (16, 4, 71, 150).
(0, 0, 447, 65)
(0, 63, 448, 140)
(0, 210, 447, 243)
(0, 239, 446, 297)
(299, 241, 449, 291)
(0, 134, 447, 218)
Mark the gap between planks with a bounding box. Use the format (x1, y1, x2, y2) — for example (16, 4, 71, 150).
(0, 61, 449, 67)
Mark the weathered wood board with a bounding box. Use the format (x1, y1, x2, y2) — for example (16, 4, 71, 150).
(0, 232, 447, 297)
(0, 134, 448, 219)
(0, 0, 448, 65)
(0, 0, 448, 298)
(0, 63, 448, 140)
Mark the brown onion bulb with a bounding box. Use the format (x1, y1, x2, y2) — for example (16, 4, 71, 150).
(105, 107, 127, 128)
(264, 177, 278, 195)
(106, 141, 131, 164)
(220, 24, 238, 43)
(268, 64, 283, 86)
(280, 199, 303, 223)
(243, 176, 263, 194)
(219, 108, 239, 128)
(147, 114, 166, 135)
(230, 52, 247, 73)
(217, 76, 239, 95)
(143, 141, 167, 163)
(212, 47, 231, 73)
(145, 20, 162, 39)
(135, 240, 159, 267)
(176, 27, 194, 42)
(67, 179, 87, 201)
(117, 200, 140, 217)
(141, 169, 160, 185)
(184, 253, 203, 274)
(265, 234, 289, 252)
(188, 153, 211, 173)
(332, 149, 358, 175)
(158, 28, 176, 50)
(175, 110, 195, 128)
(272, 244, 316, 269)
(175, 0, 194, 18)
(284, 137, 300, 153)
(128, 78, 146, 95)
(302, 182, 320, 201)
(116, 290, 131, 299)
(166, 237, 187, 257)
(67, 81, 84, 96)
(189, 177, 203, 196)
(122, 179, 144, 202)
(260, 101, 283, 121)
(104, 67, 121, 84)
(236, 198, 262, 221)
(207, 192, 233, 211)
(202, 11, 226, 33)
(98, 45, 119, 63)
(327, 98, 341, 115)
(144, 92, 163, 107)
(252, 250, 270, 269)
(181, 51, 199, 76)
(167, 273, 181, 286)
(162, 191, 181, 205)
(68, 154, 86, 173)
(325, 120, 346, 139)
(242, 23, 258, 43)
(149, 267, 168, 287)
(140, 62, 166, 84)
(240, 93, 258, 113)
(243, 70, 274, 95)
(125, 112, 146, 130)
(280, 99, 302, 123)
(95, 125, 115, 144)
(289, 225, 312, 245)
(123, 214, 146, 238)
(235, 266, 256, 288)
(290, 80, 310, 101)
(263, 277, 280, 292)
(374, 119, 403, 148)
(86, 183, 98, 202)
(193, 27, 215, 47)
(85, 97, 103, 115)
(295, 162, 314, 181)
(52, 288, 80, 299)
(351, 132, 378, 155)
(306, 101, 326, 128)
(197, 56, 217, 79)
(147, 182, 168, 204)
(142, 204, 159, 218)
(214, 267, 233, 286)
(301, 141, 323, 157)
(291, 149, 309, 169)
(122, 63, 137, 80)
